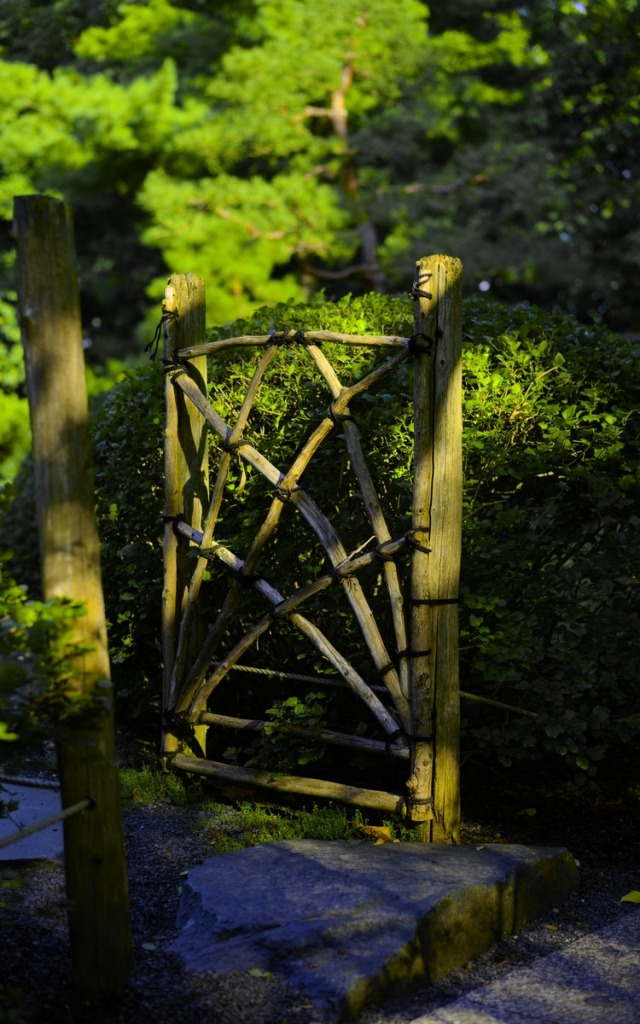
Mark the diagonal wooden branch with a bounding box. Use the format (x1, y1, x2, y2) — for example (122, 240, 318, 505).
(169, 344, 279, 698)
(172, 532, 403, 738)
(306, 345, 411, 725)
(169, 345, 410, 714)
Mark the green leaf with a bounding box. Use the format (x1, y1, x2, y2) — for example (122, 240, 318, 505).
(247, 967, 272, 978)
(620, 891, 640, 904)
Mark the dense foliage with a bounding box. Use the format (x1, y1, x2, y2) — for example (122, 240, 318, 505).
(0, 547, 86, 750)
(2, 292, 637, 782)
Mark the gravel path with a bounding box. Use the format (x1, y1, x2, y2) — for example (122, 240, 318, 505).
(0, 775, 638, 1024)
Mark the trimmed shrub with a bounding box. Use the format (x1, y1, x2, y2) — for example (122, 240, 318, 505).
(1, 292, 638, 779)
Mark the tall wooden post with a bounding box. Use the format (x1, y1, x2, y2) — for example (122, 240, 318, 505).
(407, 254, 463, 842)
(161, 274, 208, 754)
(14, 195, 132, 997)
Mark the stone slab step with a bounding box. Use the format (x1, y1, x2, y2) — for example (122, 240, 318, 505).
(170, 839, 578, 1021)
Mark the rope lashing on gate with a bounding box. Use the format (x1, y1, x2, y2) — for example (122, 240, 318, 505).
(145, 307, 179, 360)
(406, 528, 432, 555)
(220, 435, 245, 455)
(324, 562, 358, 584)
(273, 484, 301, 503)
(410, 270, 433, 302)
(162, 360, 188, 380)
(268, 599, 288, 619)
(377, 660, 396, 679)
(407, 332, 434, 357)
(162, 513, 184, 534)
(163, 709, 205, 758)
(374, 546, 396, 564)
(326, 403, 356, 427)
(269, 329, 319, 347)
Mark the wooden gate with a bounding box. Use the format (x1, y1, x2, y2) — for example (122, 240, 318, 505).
(160, 256, 463, 842)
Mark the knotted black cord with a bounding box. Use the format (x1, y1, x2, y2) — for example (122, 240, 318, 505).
(410, 270, 433, 302)
(409, 596, 460, 606)
(374, 545, 396, 563)
(274, 484, 300, 503)
(378, 660, 395, 678)
(162, 360, 188, 380)
(407, 332, 434, 357)
(396, 647, 432, 659)
(326, 403, 356, 427)
(406, 529, 432, 555)
(146, 307, 179, 360)
(162, 514, 183, 534)
(220, 436, 245, 455)
(163, 709, 205, 759)
(269, 600, 288, 619)
(326, 564, 357, 584)
(270, 328, 318, 347)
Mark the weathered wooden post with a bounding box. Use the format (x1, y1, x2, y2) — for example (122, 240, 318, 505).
(407, 254, 463, 842)
(14, 194, 132, 997)
(161, 274, 208, 754)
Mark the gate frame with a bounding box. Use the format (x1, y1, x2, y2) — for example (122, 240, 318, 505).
(160, 256, 462, 841)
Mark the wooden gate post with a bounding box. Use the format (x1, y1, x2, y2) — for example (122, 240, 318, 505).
(14, 195, 132, 996)
(161, 274, 208, 754)
(408, 254, 463, 842)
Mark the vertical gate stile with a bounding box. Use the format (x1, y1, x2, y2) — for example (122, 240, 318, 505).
(409, 254, 463, 842)
(161, 274, 208, 756)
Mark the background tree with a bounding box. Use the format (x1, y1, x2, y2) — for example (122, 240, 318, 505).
(2, 0, 637, 368)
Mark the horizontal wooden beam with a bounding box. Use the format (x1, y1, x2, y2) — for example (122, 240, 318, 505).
(170, 753, 406, 816)
(199, 711, 410, 759)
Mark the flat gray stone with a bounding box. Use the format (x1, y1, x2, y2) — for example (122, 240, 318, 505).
(170, 839, 578, 1021)
(0, 781, 63, 861)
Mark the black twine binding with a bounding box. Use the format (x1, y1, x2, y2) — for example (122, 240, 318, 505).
(270, 329, 317, 347)
(327, 565, 356, 583)
(274, 485, 300, 503)
(409, 596, 460, 606)
(163, 362, 188, 381)
(410, 271, 433, 302)
(327, 404, 356, 427)
(221, 436, 245, 455)
(406, 530, 432, 555)
(408, 333, 434, 357)
(295, 329, 315, 346)
(162, 514, 183, 533)
(397, 647, 432, 659)
(146, 308, 179, 360)
(374, 545, 396, 564)
(269, 600, 288, 619)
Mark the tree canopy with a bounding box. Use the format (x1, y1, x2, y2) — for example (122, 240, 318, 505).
(0, 0, 638, 359)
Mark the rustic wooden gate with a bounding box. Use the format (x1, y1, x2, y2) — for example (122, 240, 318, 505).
(159, 255, 463, 842)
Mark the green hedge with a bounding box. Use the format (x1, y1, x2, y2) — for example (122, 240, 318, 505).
(2, 292, 638, 779)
